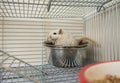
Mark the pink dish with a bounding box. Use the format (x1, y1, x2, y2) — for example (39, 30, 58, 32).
(78, 61, 120, 83)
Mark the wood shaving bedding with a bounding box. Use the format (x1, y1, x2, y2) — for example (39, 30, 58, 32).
(92, 74, 120, 83)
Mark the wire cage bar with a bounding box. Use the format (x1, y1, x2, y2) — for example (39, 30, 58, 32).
(0, 50, 47, 83)
(85, 1, 120, 61)
(0, 17, 89, 83)
(0, 50, 95, 83)
(0, 0, 112, 18)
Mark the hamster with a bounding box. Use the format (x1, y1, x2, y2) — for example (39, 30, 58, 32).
(47, 29, 78, 46)
(47, 29, 96, 46)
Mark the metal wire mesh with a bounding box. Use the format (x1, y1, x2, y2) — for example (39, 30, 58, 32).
(1, 58, 94, 83)
(0, 17, 85, 83)
(0, 0, 112, 18)
(85, 1, 120, 61)
(0, 50, 47, 83)
(0, 0, 120, 83)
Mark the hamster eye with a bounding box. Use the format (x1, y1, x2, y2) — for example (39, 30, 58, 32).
(53, 33, 56, 35)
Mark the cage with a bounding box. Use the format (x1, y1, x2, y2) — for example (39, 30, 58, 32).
(0, 0, 120, 83)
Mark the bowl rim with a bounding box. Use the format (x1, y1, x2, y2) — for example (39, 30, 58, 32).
(44, 41, 88, 48)
(78, 60, 120, 83)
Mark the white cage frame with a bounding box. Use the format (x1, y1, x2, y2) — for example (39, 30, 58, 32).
(0, 0, 120, 83)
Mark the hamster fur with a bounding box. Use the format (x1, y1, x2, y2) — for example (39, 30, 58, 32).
(47, 29, 96, 46)
(47, 29, 78, 46)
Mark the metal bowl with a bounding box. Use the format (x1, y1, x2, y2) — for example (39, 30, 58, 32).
(44, 41, 88, 68)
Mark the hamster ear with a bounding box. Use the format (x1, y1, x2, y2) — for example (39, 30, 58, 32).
(59, 29, 63, 34)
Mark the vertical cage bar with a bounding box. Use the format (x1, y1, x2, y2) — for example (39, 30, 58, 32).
(99, 12, 102, 61)
(23, 0, 25, 17)
(7, 0, 14, 17)
(34, 0, 40, 17)
(92, 11, 95, 61)
(107, 7, 111, 60)
(41, 18, 44, 83)
(31, 0, 35, 17)
(115, 1, 120, 60)
(37, 0, 46, 17)
(113, 1, 118, 60)
(94, 12, 97, 61)
(99, 10, 102, 61)
(18, 0, 21, 17)
(1, 17, 4, 64)
(109, 6, 113, 60)
(90, 12, 93, 60)
(110, 3, 114, 60)
(97, 12, 100, 61)
(27, 0, 30, 17)
(118, 2, 120, 59)
(101, 9, 105, 61)
(12, 0, 17, 17)
(104, 7, 108, 61)
(83, 17, 86, 37)
(112, 2, 116, 60)
(88, 14, 91, 59)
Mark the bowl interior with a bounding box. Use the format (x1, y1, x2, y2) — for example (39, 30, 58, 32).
(79, 61, 120, 83)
